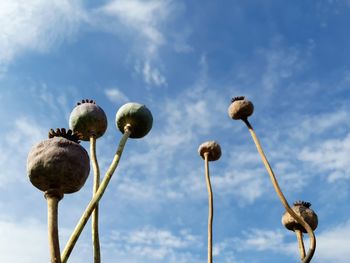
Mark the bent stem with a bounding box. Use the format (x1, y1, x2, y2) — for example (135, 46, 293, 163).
(295, 228, 306, 260)
(242, 118, 316, 263)
(90, 135, 101, 263)
(45, 190, 63, 263)
(204, 152, 213, 263)
(61, 125, 132, 263)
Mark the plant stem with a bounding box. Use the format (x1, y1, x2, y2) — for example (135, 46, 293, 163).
(90, 135, 101, 263)
(295, 228, 306, 260)
(61, 125, 131, 263)
(45, 190, 63, 263)
(242, 119, 316, 263)
(204, 152, 213, 263)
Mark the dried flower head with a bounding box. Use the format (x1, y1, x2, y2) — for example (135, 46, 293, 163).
(228, 96, 254, 120)
(198, 141, 222, 161)
(27, 129, 90, 194)
(282, 201, 318, 233)
(69, 99, 107, 141)
(115, 102, 153, 138)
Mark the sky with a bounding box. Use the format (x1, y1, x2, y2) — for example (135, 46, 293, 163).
(1, 0, 350, 262)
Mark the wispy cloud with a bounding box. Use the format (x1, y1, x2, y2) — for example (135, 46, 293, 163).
(105, 88, 129, 103)
(103, 227, 201, 262)
(299, 133, 350, 182)
(0, 218, 49, 263)
(0, 0, 86, 69)
(0, 117, 46, 187)
(135, 60, 167, 87)
(100, 0, 171, 56)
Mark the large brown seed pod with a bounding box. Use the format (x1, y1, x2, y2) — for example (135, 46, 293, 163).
(198, 141, 222, 161)
(27, 131, 90, 194)
(69, 99, 107, 141)
(228, 96, 254, 120)
(115, 102, 153, 139)
(282, 201, 318, 233)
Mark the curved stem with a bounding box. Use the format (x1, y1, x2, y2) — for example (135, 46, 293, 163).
(243, 119, 316, 263)
(204, 152, 213, 263)
(90, 135, 101, 263)
(61, 126, 131, 263)
(45, 190, 63, 263)
(295, 228, 306, 260)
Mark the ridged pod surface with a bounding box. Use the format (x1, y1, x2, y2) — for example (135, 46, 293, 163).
(27, 136, 90, 194)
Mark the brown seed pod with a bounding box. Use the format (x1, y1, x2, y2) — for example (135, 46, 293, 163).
(198, 141, 222, 161)
(27, 129, 90, 194)
(69, 99, 107, 141)
(228, 96, 254, 120)
(282, 201, 318, 233)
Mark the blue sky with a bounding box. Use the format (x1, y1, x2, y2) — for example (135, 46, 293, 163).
(1, 0, 350, 262)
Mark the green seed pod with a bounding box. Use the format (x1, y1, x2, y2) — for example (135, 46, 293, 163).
(69, 99, 107, 141)
(228, 96, 254, 120)
(27, 128, 90, 194)
(282, 201, 318, 233)
(115, 102, 153, 138)
(198, 141, 222, 161)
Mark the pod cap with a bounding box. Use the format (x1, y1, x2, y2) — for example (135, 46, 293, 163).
(69, 99, 107, 141)
(115, 102, 153, 138)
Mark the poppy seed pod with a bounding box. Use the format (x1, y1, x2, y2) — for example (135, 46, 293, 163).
(69, 99, 108, 141)
(228, 96, 254, 120)
(27, 128, 90, 194)
(198, 141, 222, 161)
(115, 102, 153, 138)
(282, 201, 318, 233)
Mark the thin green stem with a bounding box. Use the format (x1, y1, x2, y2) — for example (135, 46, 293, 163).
(90, 135, 101, 263)
(243, 119, 316, 263)
(61, 126, 131, 263)
(204, 152, 213, 263)
(45, 190, 63, 263)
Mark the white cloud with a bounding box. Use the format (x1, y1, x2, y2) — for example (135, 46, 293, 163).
(0, 117, 46, 187)
(299, 133, 350, 182)
(100, 0, 171, 56)
(105, 88, 129, 103)
(315, 220, 350, 263)
(289, 110, 349, 141)
(106, 227, 201, 262)
(134, 60, 167, 87)
(142, 61, 167, 86)
(0, 0, 86, 67)
(0, 218, 49, 262)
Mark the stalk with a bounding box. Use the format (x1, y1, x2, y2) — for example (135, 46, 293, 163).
(243, 118, 316, 263)
(295, 228, 306, 260)
(61, 126, 131, 262)
(45, 190, 63, 263)
(204, 152, 213, 263)
(90, 135, 101, 263)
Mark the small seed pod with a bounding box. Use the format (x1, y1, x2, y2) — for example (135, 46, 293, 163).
(115, 102, 153, 138)
(228, 96, 254, 120)
(282, 201, 318, 233)
(198, 141, 222, 161)
(69, 99, 107, 141)
(27, 128, 90, 194)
